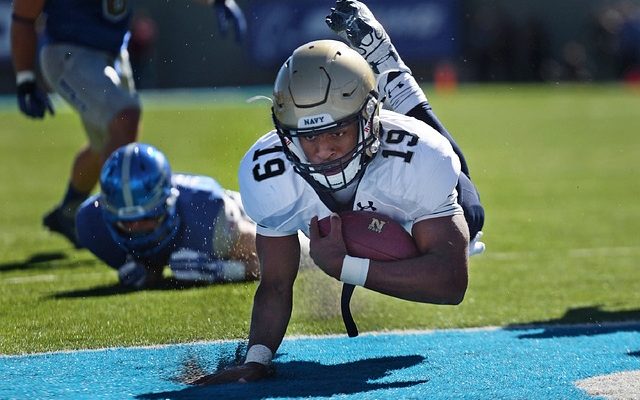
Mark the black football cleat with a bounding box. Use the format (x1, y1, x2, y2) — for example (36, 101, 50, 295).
(325, 0, 410, 75)
(42, 205, 83, 249)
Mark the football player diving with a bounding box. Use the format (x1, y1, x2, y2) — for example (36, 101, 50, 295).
(76, 143, 260, 288)
(191, 0, 486, 384)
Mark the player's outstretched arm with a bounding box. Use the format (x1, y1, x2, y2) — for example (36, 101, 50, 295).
(309, 213, 469, 304)
(189, 234, 301, 385)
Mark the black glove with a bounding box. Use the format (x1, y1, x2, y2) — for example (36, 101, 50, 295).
(213, 0, 247, 43)
(17, 79, 54, 119)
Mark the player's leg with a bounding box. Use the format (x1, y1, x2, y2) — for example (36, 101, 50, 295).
(39, 44, 140, 247)
(104, 47, 141, 160)
(326, 1, 465, 158)
(457, 173, 484, 243)
(326, 0, 424, 114)
(327, 1, 485, 245)
(326, 1, 468, 167)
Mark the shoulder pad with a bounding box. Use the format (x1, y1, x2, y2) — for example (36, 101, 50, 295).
(362, 112, 461, 218)
(172, 173, 225, 199)
(239, 131, 329, 234)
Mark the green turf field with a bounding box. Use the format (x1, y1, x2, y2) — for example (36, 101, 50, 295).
(1, 84, 639, 355)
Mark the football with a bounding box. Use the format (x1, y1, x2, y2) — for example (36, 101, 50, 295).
(317, 211, 420, 261)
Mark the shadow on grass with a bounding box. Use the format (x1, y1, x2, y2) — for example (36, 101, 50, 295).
(48, 278, 243, 298)
(136, 355, 428, 400)
(0, 252, 67, 272)
(0, 251, 100, 273)
(506, 305, 640, 338)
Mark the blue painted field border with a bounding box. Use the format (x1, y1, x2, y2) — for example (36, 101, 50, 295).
(1, 322, 639, 399)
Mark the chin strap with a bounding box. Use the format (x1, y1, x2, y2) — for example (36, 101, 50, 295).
(340, 283, 359, 337)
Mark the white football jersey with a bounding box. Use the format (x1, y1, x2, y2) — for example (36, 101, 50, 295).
(238, 110, 463, 237)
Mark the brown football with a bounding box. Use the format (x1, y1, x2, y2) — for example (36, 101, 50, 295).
(318, 211, 420, 261)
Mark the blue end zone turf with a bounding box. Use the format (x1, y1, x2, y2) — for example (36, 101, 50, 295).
(1, 323, 639, 399)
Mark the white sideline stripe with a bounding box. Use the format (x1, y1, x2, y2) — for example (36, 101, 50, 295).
(2, 272, 109, 285)
(2, 320, 639, 359)
(3, 274, 57, 284)
(482, 246, 640, 260)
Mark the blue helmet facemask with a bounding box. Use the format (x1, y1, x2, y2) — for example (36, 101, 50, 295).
(100, 143, 180, 257)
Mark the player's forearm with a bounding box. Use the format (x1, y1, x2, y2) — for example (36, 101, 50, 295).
(247, 281, 293, 355)
(361, 213, 470, 304)
(11, 0, 44, 73)
(364, 252, 468, 304)
(10, 20, 38, 73)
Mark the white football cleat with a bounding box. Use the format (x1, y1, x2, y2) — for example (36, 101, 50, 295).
(469, 231, 486, 257)
(325, 0, 410, 76)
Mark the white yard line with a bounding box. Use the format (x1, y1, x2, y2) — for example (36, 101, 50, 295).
(3, 274, 57, 284)
(1, 272, 109, 285)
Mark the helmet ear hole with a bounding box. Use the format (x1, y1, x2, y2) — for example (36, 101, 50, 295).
(363, 97, 377, 119)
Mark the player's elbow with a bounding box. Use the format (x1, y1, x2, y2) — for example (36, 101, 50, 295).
(440, 262, 468, 305)
(446, 279, 467, 305)
(410, 262, 467, 305)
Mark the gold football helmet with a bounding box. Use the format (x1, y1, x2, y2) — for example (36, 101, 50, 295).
(272, 40, 381, 192)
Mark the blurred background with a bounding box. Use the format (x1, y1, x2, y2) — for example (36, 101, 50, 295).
(0, 0, 639, 91)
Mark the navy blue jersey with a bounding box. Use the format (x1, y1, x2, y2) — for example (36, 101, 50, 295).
(44, 0, 131, 54)
(76, 174, 227, 269)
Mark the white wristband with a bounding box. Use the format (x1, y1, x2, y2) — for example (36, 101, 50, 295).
(244, 344, 273, 366)
(16, 70, 35, 85)
(340, 255, 370, 286)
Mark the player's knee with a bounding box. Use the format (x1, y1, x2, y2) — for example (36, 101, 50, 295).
(100, 107, 140, 157)
(109, 108, 140, 141)
(464, 204, 485, 241)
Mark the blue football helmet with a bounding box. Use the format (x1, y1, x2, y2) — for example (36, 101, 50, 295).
(100, 143, 180, 257)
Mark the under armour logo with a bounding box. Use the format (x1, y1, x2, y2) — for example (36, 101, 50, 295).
(386, 82, 405, 99)
(356, 201, 377, 211)
(368, 218, 387, 233)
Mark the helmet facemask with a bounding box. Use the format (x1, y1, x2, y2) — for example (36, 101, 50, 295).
(275, 93, 381, 192)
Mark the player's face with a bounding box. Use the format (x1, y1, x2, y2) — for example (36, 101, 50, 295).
(116, 217, 163, 236)
(299, 120, 358, 168)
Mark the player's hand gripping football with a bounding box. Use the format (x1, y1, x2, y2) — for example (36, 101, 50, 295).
(309, 213, 348, 279)
(189, 362, 273, 385)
